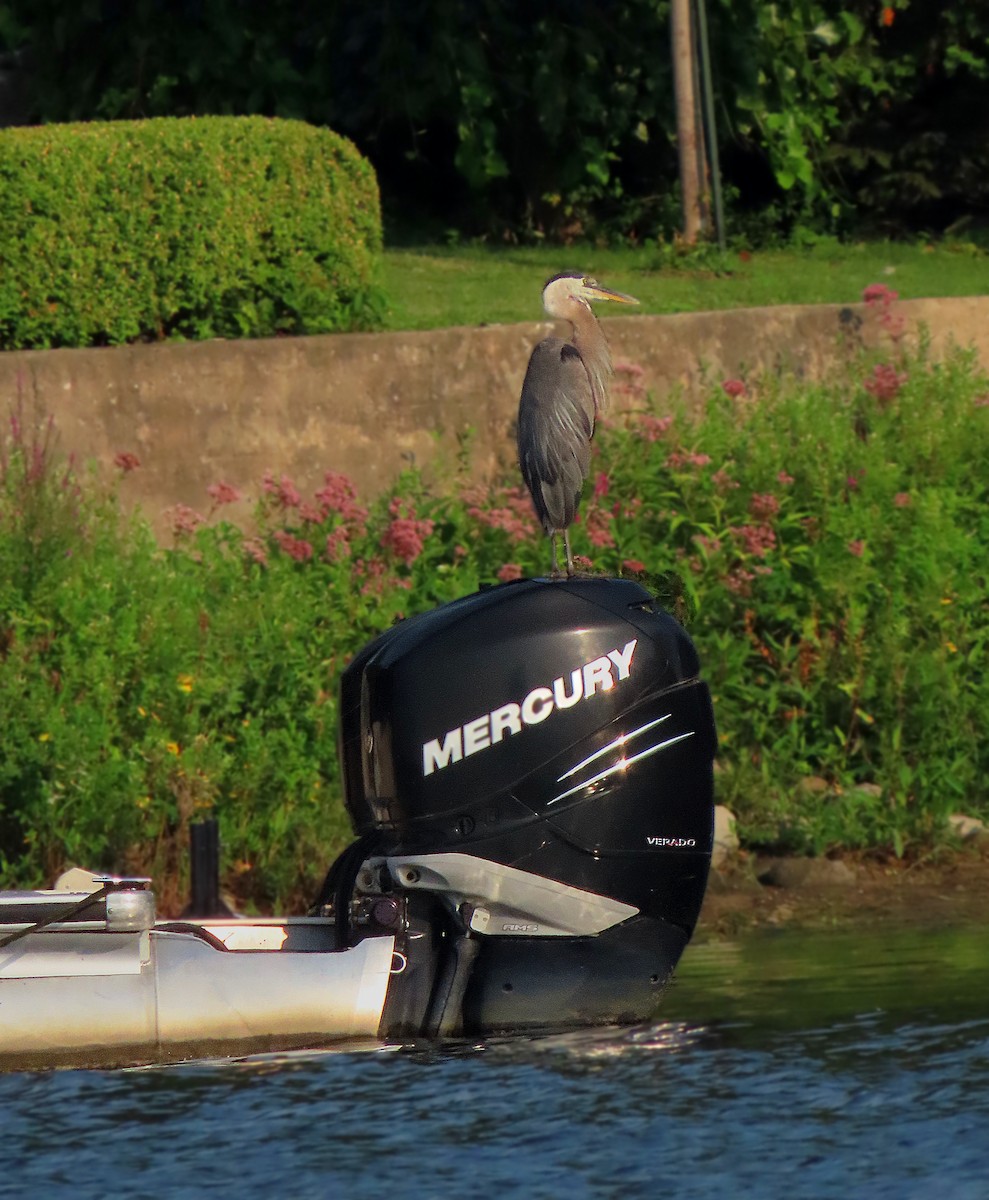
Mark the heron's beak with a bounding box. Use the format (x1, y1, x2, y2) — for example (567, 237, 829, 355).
(584, 283, 640, 306)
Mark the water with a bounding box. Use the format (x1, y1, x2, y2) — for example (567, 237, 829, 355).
(2, 924, 987, 1200)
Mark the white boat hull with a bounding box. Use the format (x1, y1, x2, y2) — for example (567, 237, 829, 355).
(0, 889, 396, 1071)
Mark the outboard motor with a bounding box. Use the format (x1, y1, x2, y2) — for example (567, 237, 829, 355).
(319, 575, 717, 1039)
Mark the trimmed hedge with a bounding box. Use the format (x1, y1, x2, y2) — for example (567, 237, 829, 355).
(0, 116, 384, 349)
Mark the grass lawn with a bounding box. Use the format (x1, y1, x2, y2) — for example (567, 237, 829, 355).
(379, 239, 989, 331)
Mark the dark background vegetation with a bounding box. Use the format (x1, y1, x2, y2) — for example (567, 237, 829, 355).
(1, 2, 988, 244)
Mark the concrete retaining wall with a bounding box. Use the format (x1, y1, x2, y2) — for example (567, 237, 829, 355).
(1, 296, 987, 531)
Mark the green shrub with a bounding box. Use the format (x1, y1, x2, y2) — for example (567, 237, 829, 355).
(1, 290, 987, 909)
(0, 116, 384, 349)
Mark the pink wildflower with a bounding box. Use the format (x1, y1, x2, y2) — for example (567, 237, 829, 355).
(622, 559, 647, 574)
(298, 502, 323, 524)
(862, 284, 906, 340)
(725, 567, 756, 596)
(974, 394, 989, 408)
(638, 414, 674, 443)
(862, 283, 899, 306)
(893, 492, 911, 508)
(694, 534, 723, 555)
(593, 472, 610, 499)
(722, 378, 747, 399)
(277, 476, 301, 509)
(712, 468, 740, 493)
(730, 523, 776, 558)
(468, 485, 538, 542)
(273, 530, 314, 562)
(587, 526, 615, 550)
(315, 472, 368, 525)
(357, 555, 389, 596)
(585, 505, 615, 549)
(206, 480, 242, 506)
(572, 555, 593, 571)
(459, 485, 489, 507)
(381, 513, 432, 568)
(864, 362, 907, 403)
(749, 492, 781, 520)
(114, 451, 141, 472)
(261, 470, 303, 508)
(666, 451, 712, 470)
(324, 527, 351, 561)
(848, 539, 865, 557)
(777, 470, 795, 486)
(613, 360, 648, 404)
(243, 537, 268, 567)
(166, 504, 204, 536)
(497, 563, 523, 582)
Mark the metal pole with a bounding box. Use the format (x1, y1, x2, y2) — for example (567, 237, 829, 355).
(695, 0, 726, 250)
(184, 818, 233, 918)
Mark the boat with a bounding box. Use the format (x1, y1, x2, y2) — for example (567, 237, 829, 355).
(0, 575, 716, 1070)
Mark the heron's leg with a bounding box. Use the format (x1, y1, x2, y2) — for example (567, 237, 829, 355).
(563, 529, 575, 576)
(549, 532, 560, 577)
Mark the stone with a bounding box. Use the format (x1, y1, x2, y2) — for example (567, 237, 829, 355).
(797, 775, 830, 795)
(758, 857, 857, 890)
(948, 813, 988, 841)
(711, 805, 740, 868)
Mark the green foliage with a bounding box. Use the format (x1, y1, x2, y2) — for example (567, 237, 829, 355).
(586, 291, 989, 856)
(1, 295, 987, 907)
(0, 116, 384, 349)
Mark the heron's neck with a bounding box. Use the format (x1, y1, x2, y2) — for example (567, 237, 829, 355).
(570, 306, 613, 415)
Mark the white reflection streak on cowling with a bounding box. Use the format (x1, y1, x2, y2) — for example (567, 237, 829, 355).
(546, 731, 695, 807)
(556, 714, 672, 782)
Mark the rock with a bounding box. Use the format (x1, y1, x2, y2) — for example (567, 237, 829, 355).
(758, 857, 858, 890)
(797, 775, 830, 796)
(712, 805, 739, 868)
(766, 903, 796, 925)
(948, 813, 988, 842)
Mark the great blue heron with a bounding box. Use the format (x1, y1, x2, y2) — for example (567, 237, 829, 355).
(517, 272, 639, 576)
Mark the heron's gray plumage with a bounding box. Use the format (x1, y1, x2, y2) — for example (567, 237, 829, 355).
(518, 339, 594, 534)
(517, 273, 638, 575)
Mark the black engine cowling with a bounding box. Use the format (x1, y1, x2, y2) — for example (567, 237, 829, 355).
(328, 575, 717, 1037)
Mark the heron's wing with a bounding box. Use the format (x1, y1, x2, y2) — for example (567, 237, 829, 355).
(517, 340, 595, 534)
